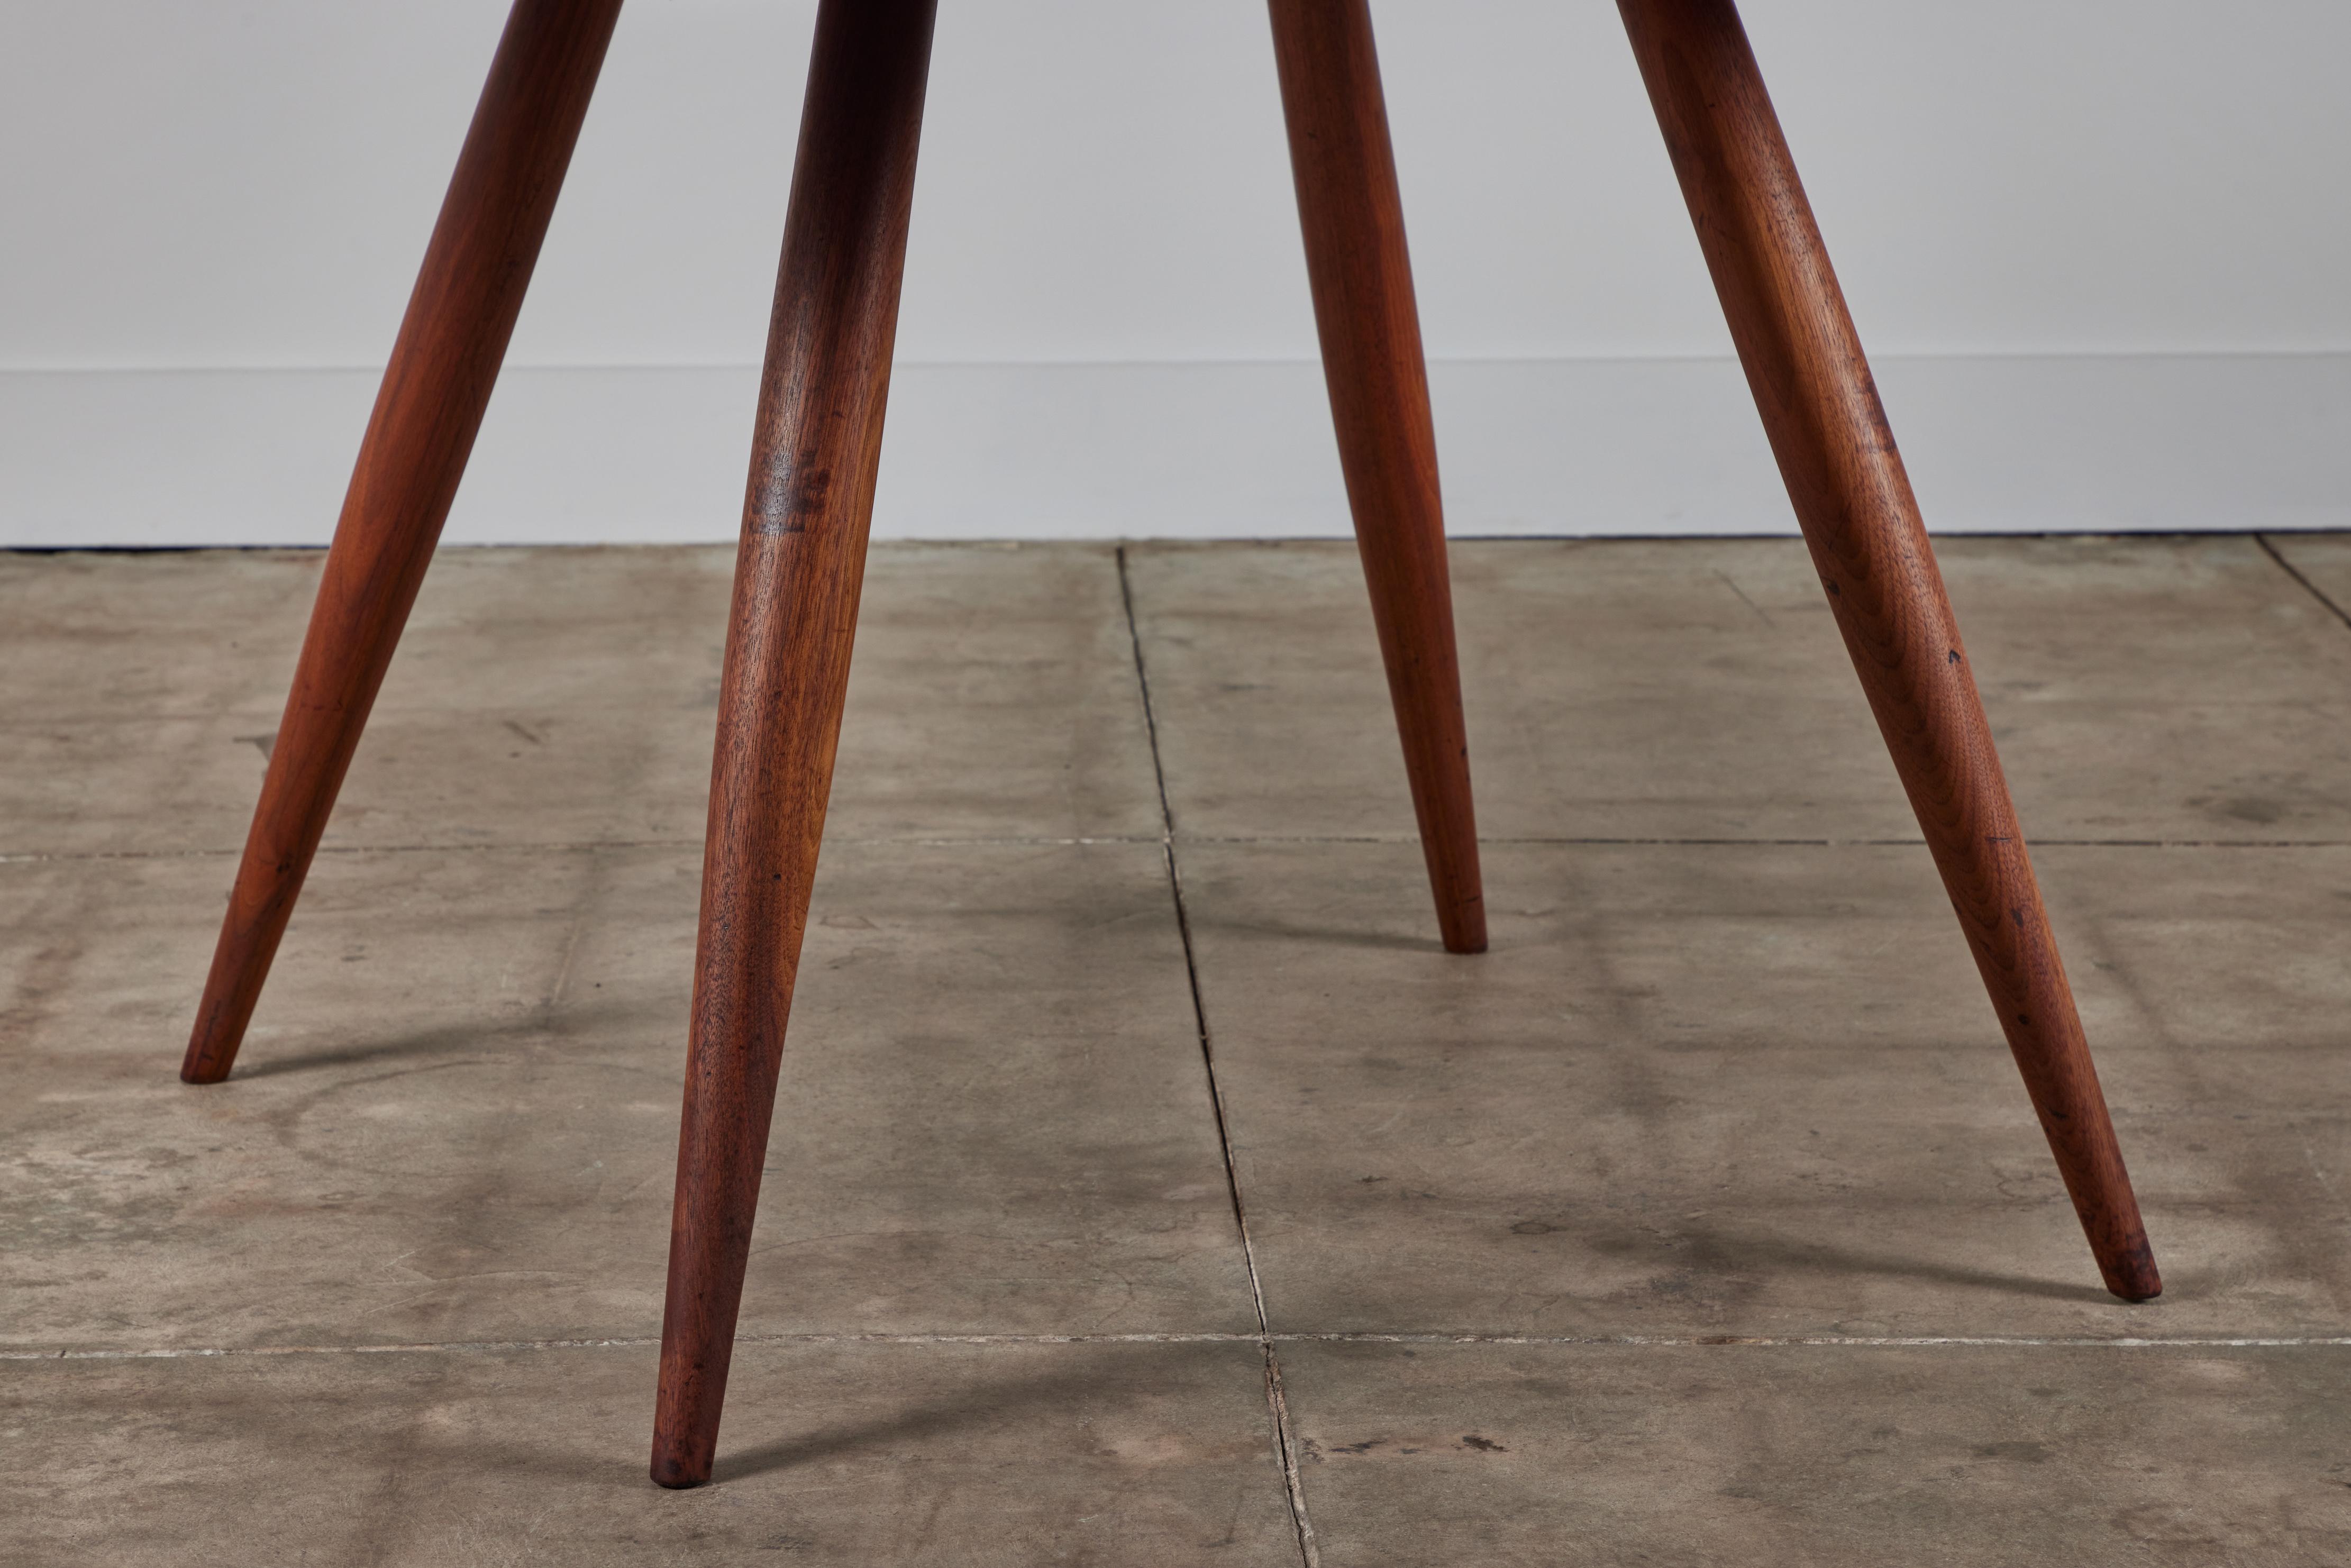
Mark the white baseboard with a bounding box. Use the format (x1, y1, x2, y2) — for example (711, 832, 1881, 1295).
(4, 354, 2347, 547)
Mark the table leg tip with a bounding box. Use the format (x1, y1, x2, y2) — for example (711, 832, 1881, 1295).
(1439, 903, 1488, 955)
(650, 1454, 709, 1490)
(2099, 1236, 2162, 1302)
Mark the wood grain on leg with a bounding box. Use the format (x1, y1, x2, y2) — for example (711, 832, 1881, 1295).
(1269, 0, 1487, 954)
(1617, 0, 2159, 1300)
(179, 0, 623, 1085)
(649, 0, 938, 1490)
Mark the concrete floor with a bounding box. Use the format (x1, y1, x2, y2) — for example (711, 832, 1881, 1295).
(6, 534, 2351, 1564)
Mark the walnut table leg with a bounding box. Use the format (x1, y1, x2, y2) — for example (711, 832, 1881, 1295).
(1618, 0, 2159, 1300)
(649, 0, 940, 1490)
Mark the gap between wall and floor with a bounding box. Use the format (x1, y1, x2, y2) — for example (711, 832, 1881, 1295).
(4, 353, 2348, 548)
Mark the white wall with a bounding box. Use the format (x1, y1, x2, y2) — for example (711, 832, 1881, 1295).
(5, 1, 2349, 543)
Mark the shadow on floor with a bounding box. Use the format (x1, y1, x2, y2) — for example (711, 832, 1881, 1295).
(1600, 1220, 2130, 1309)
(709, 1353, 1133, 1484)
(225, 995, 682, 1080)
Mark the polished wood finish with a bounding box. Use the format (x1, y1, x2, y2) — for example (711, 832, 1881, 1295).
(1269, 0, 1486, 955)
(179, 0, 623, 1086)
(649, 0, 939, 1491)
(1618, 0, 2158, 1300)
(172, 0, 2162, 1499)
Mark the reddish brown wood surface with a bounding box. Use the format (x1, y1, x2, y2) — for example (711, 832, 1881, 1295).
(179, 0, 622, 1086)
(1269, 0, 1487, 955)
(649, 0, 939, 1491)
(1618, 0, 2158, 1300)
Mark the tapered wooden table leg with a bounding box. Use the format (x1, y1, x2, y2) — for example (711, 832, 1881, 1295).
(179, 0, 623, 1085)
(649, 0, 938, 1491)
(1618, 0, 2158, 1300)
(1269, 0, 1486, 955)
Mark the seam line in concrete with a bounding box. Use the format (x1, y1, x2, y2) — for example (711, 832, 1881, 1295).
(15, 1333, 2348, 1362)
(8, 835, 2348, 867)
(1190, 835, 2351, 849)
(1116, 543, 1320, 1568)
(2255, 532, 2351, 631)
